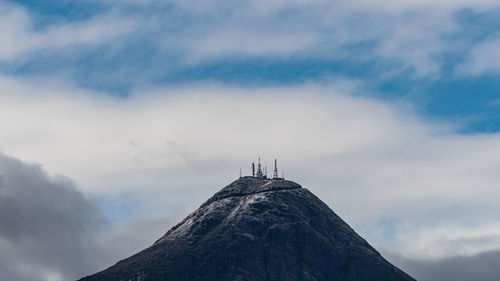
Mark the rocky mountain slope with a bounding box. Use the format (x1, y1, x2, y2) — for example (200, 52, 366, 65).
(79, 176, 415, 281)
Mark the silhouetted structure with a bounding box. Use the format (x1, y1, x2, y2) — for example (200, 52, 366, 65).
(256, 158, 264, 179)
(247, 158, 284, 180)
(273, 159, 279, 179)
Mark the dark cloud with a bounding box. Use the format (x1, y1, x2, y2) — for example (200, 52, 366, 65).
(0, 153, 107, 280)
(0, 152, 179, 281)
(385, 250, 500, 281)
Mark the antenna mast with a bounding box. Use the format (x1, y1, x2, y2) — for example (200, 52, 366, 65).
(252, 163, 255, 177)
(273, 159, 279, 179)
(256, 158, 264, 178)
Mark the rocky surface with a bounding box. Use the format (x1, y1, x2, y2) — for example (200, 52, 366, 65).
(79, 176, 415, 281)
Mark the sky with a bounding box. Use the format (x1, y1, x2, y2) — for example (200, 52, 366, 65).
(1, 0, 500, 280)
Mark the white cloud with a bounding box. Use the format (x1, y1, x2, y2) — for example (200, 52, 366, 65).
(456, 34, 500, 76)
(4, 0, 500, 77)
(143, 0, 500, 77)
(0, 1, 137, 60)
(0, 76, 432, 198)
(2, 74, 500, 262)
(390, 223, 500, 259)
(192, 29, 318, 59)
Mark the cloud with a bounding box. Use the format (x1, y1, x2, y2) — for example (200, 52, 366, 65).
(2, 73, 500, 266)
(380, 222, 500, 260)
(147, 0, 463, 76)
(0, 1, 137, 61)
(456, 34, 500, 76)
(1, 70, 500, 279)
(1, 76, 433, 197)
(0, 151, 177, 281)
(384, 249, 500, 281)
(3, 0, 500, 82)
(72, 1, 500, 79)
(0, 152, 105, 281)
(192, 29, 318, 60)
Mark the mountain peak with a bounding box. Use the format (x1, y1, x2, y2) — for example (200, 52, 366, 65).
(80, 177, 415, 281)
(202, 176, 301, 206)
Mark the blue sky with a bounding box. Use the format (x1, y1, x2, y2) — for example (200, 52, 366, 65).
(2, 0, 500, 133)
(2, 1, 500, 280)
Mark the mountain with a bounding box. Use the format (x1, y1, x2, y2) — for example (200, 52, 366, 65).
(79, 176, 415, 281)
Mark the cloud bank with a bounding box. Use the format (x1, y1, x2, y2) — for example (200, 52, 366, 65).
(2, 73, 500, 250)
(0, 153, 104, 280)
(385, 249, 500, 281)
(0, 152, 176, 281)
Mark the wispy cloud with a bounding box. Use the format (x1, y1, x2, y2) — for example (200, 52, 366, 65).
(3, 0, 500, 83)
(191, 29, 318, 60)
(456, 34, 500, 76)
(0, 1, 137, 61)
